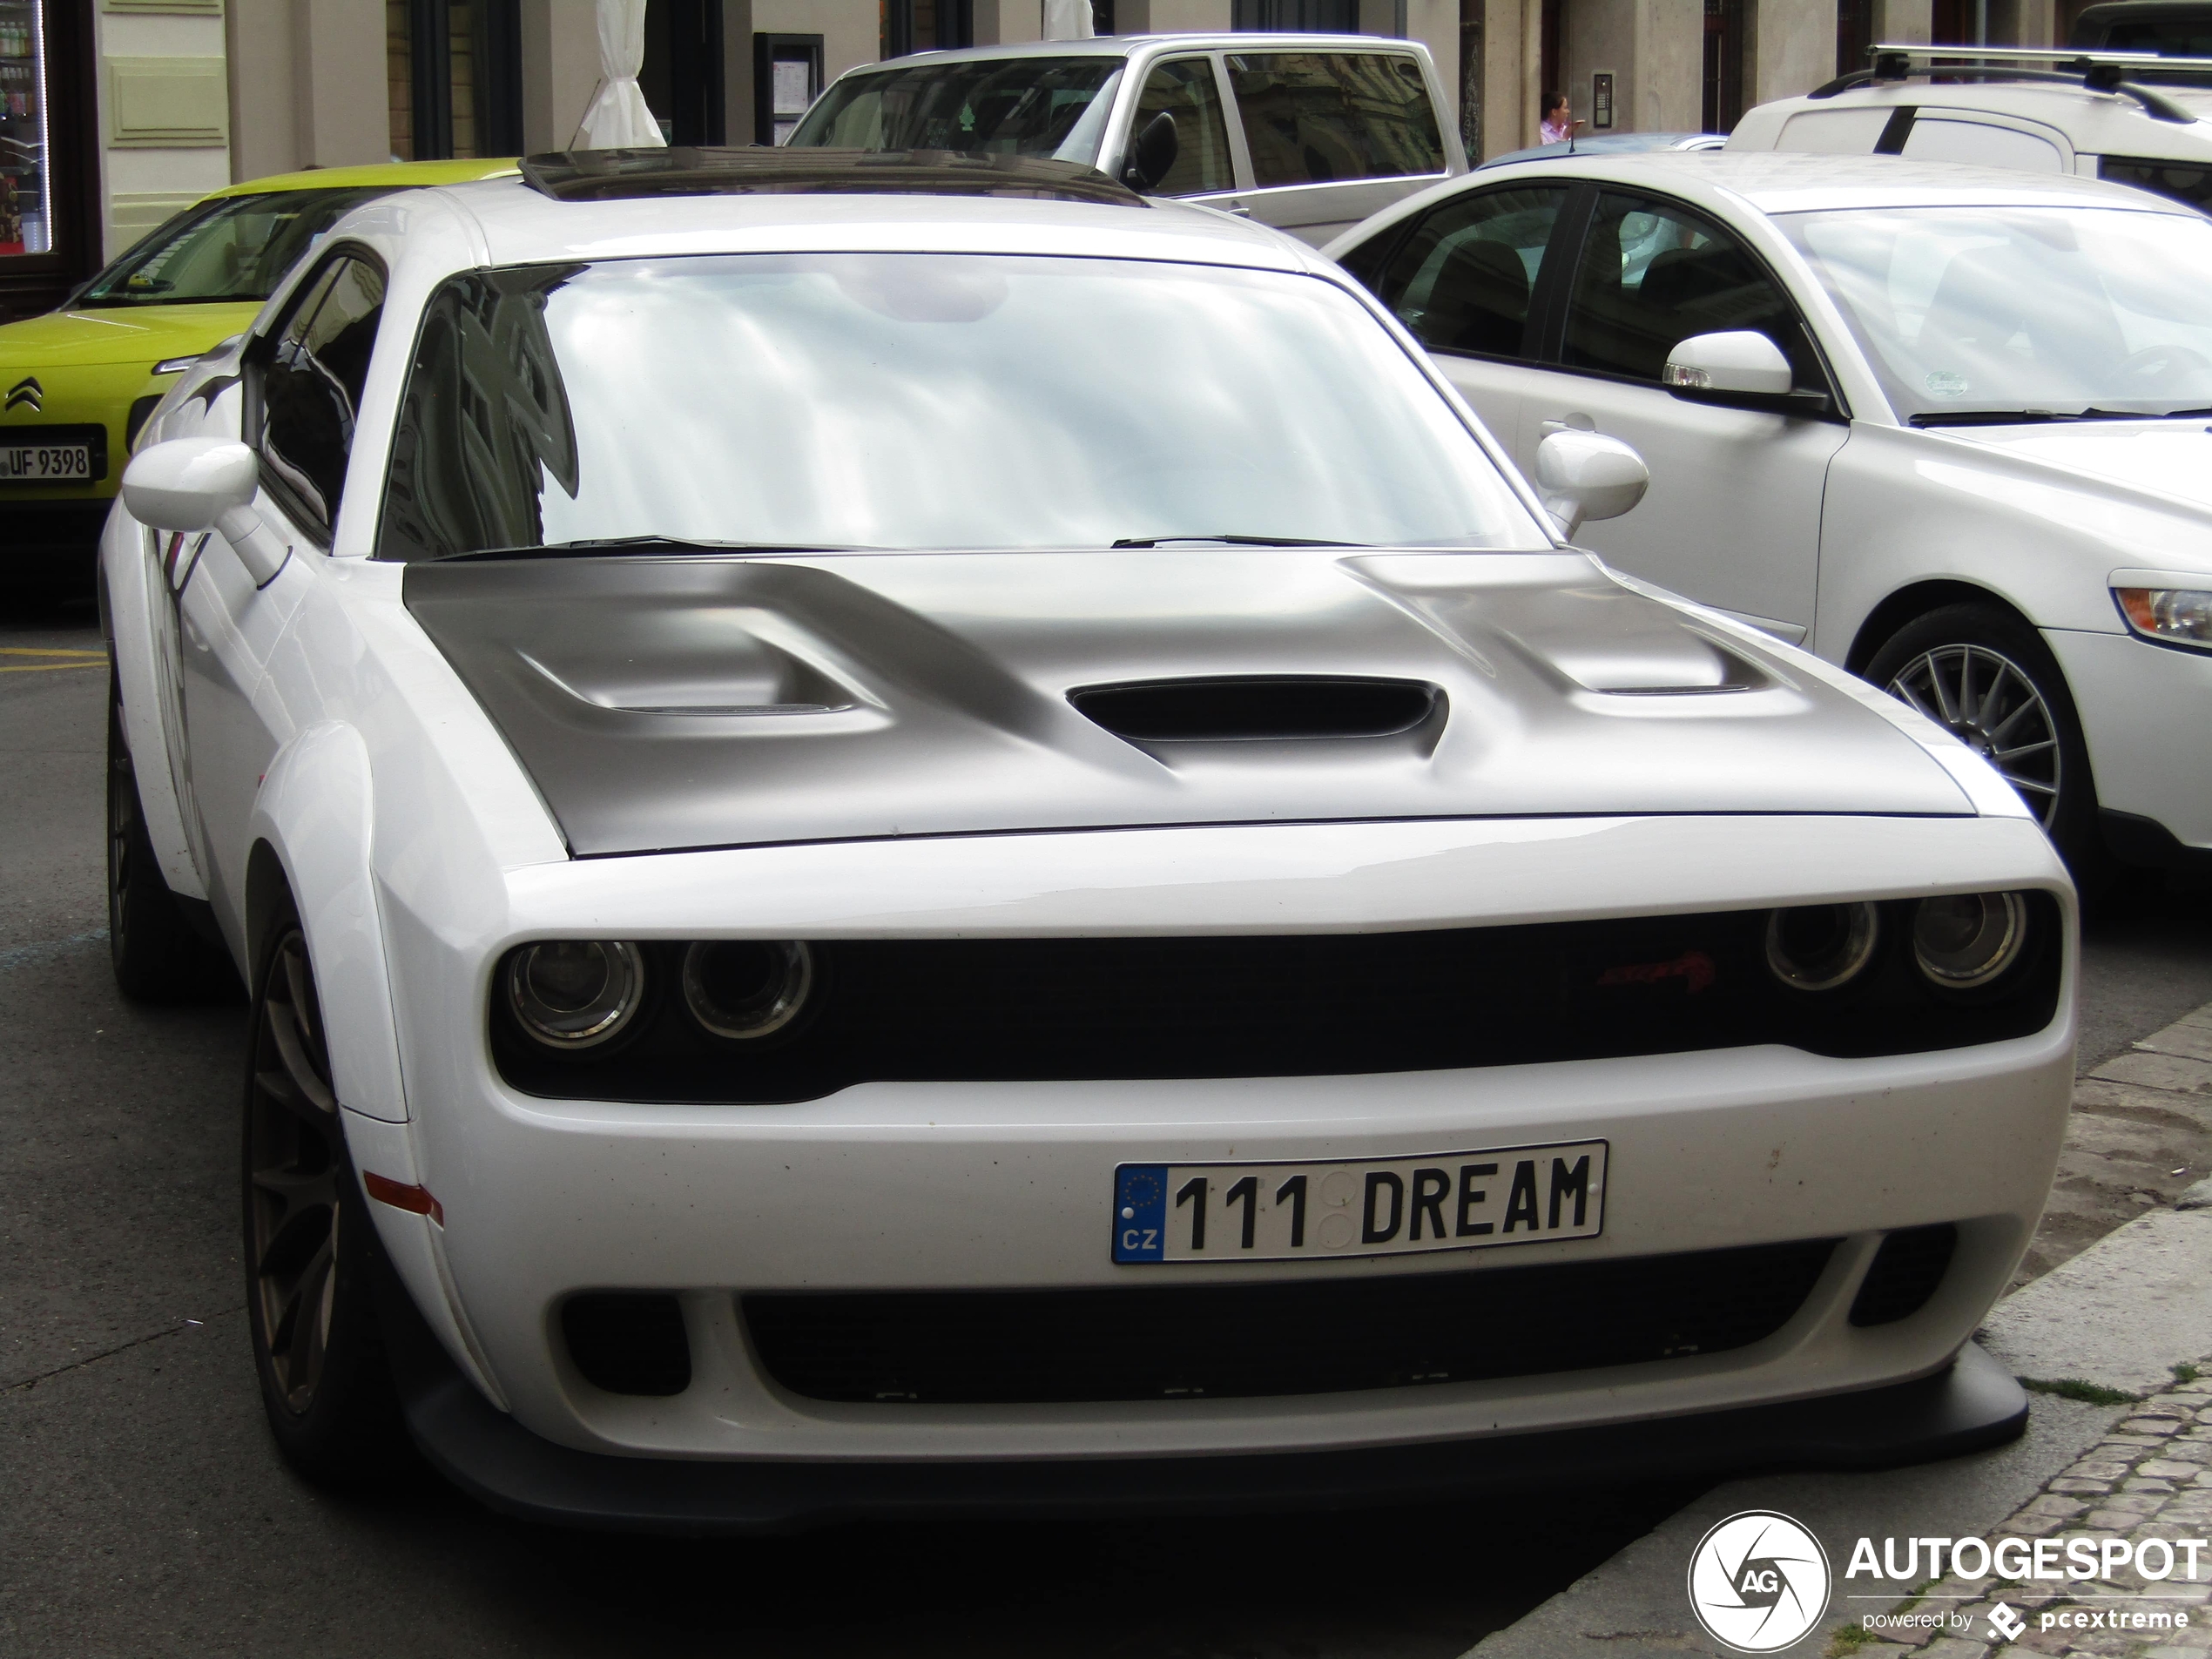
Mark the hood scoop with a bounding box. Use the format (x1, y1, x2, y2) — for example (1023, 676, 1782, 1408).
(1069, 676, 1442, 744)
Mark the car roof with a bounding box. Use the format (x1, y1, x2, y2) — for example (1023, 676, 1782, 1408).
(354, 162, 1327, 285)
(1480, 132, 1722, 168)
(826, 32, 1431, 66)
(208, 157, 522, 199)
(1468, 146, 2202, 213)
(1737, 78, 2212, 150)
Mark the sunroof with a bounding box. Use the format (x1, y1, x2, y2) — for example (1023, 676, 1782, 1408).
(517, 147, 1148, 206)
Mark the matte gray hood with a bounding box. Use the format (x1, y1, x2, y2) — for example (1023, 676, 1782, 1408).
(401, 548, 1972, 857)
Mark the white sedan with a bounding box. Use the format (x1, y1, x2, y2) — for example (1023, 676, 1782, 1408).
(104, 148, 2071, 1527)
(1327, 151, 2212, 880)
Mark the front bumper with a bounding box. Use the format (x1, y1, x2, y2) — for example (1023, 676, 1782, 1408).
(377, 1247, 2028, 1534)
(2047, 624, 2212, 855)
(363, 813, 2075, 1477)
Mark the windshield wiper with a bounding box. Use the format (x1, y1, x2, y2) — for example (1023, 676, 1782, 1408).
(1109, 533, 1368, 548)
(1912, 408, 2189, 428)
(426, 536, 868, 563)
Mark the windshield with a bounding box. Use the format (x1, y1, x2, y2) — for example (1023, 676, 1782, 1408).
(74, 188, 388, 309)
(1777, 206, 2212, 423)
(786, 59, 1124, 164)
(376, 253, 1543, 559)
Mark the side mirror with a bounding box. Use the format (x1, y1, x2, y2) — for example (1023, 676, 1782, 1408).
(1122, 111, 1179, 192)
(1663, 330, 1797, 401)
(121, 437, 291, 586)
(1534, 429, 1649, 539)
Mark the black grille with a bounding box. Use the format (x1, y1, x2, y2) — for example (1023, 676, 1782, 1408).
(743, 1238, 1839, 1405)
(1849, 1224, 1958, 1327)
(491, 896, 2062, 1103)
(562, 1292, 692, 1395)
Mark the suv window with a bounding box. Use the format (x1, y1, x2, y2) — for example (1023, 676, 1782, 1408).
(1899, 117, 2064, 172)
(1562, 192, 1821, 388)
(1224, 53, 1445, 187)
(258, 254, 386, 536)
(1130, 57, 1235, 195)
(1370, 186, 1566, 359)
(2101, 156, 2212, 212)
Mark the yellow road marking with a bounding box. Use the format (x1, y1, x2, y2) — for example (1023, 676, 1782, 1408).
(0, 647, 107, 658)
(0, 661, 105, 673)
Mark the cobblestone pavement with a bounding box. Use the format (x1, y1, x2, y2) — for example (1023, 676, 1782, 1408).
(1828, 1004, 2212, 1659)
(2018, 1003, 2212, 1288)
(1824, 1361, 2212, 1658)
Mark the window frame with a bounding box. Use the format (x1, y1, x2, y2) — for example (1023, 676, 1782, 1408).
(1531, 183, 1849, 419)
(1212, 48, 1449, 196)
(1127, 52, 1242, 198)
(243, 243, 393, 549)
(1359, 181, 1579, 368)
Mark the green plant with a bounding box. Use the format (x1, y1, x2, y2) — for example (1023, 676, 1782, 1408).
(2020, 1376, 2140, 1406)
(2174, 1362, 2202, 1385)
(1824, 1623, 1877, 1656)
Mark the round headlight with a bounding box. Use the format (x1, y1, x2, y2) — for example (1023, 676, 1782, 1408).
(1912, 892, 2027, 988)
(506, 941, 646, 1049)
(1765, 902, 1878, 992)
(682, 940, 813, 1041)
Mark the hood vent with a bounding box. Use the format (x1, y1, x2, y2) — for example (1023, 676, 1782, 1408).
(1069, 676, 1441, 743)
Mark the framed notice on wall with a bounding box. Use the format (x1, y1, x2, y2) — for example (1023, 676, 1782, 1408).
(1592, 71, 1615, 130)
(755, 33, 823, 145)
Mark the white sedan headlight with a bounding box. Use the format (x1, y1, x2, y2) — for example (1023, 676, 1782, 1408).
(2114, 587, 2212, 651)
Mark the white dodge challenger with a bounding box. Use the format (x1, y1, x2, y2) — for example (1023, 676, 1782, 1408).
(100, 149, 2074, 1528)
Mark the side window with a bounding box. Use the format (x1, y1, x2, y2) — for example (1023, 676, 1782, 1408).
(1900, 118, 2065, 172)
(1561, 192, 1822, 389)
(258, 254, 386, 536)
(1774, 107, 1894, 154)
(2101, 156, 2212, 212)
(1224, 53, 1445, 188)
(1130, 57, 1235, 195)
(1370, 186, 1567, 360)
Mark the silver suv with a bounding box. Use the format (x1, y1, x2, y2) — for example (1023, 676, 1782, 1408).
(786, 35, 1463, 245)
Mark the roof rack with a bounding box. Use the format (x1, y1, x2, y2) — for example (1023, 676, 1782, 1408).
(517, 147, 1149, 206)
(1807, 42, 2210, 122)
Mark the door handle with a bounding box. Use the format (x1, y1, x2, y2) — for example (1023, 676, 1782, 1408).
(1218, 201, 1251, 217)
(1540, 414, 1597, 437)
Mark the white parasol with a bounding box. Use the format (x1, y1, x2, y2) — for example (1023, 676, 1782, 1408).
(573, 0, 666, 149)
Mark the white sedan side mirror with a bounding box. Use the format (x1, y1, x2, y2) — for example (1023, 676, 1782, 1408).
(122, 438, 291, 586)
(1534, 429, 1649, 539)
(1663, 330, 1794, 397)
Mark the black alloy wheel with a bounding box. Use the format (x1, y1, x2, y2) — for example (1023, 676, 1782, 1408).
(243, 909, 406, 1482)
(1866, 603, 2106, 882)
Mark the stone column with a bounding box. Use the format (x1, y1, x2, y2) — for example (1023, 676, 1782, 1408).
(521, 0, 604, 152)
(1874, 0, 1932, 44)
(1747, 0, 1838, 105)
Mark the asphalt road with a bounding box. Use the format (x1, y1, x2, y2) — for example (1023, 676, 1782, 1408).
(6, 591, 2210, 1659)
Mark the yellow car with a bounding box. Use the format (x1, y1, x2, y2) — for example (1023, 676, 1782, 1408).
(3, 158, 516, 591)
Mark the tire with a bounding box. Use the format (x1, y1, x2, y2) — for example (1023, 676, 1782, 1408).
(106, 671, 233, 1001)
(243, 904, 409, 1487)
(1865, 603, 2109, 883)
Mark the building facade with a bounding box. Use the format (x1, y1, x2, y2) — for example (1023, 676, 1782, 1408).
(0, 0, 2095, 320)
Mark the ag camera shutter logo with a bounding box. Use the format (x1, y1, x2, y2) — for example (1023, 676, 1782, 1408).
(1686, 1509, 1832, 1653)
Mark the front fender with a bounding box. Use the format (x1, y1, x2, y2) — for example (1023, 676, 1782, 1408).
(248, 718, 509, 1409)
(248, 720, 407, 1123)
(101, 508, 206, 900)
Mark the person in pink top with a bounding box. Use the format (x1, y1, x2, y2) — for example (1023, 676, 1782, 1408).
(1540, 90, 1584, 145)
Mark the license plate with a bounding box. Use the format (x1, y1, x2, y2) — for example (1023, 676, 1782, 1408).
(0, 442, 94, 482)
(1112, 1140, 1608, 1264)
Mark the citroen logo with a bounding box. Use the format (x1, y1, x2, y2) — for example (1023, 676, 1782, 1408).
(4, 376, 41, 413)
